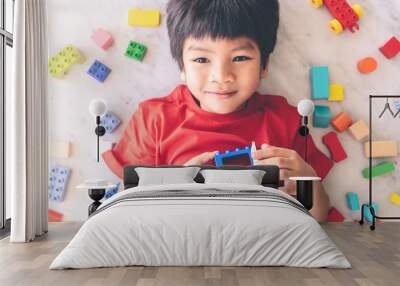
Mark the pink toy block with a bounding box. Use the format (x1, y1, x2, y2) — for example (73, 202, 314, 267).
(327, 207, 345, 222)
(322, 131, 347, 162)
(379, 36, 400, 59)
(91, 28, 114, 50)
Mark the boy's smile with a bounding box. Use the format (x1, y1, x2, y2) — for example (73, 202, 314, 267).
(181, 36, 268, 114)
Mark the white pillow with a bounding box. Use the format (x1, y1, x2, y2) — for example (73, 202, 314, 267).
(135, 167, 201, 186)
(200, 169, 266, 185)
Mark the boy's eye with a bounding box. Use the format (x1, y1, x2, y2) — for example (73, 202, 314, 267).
(193, 58, 209, 64)
(233, 56, 251, 62)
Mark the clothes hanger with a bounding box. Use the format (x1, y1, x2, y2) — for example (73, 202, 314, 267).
(378, 98, 395, 118)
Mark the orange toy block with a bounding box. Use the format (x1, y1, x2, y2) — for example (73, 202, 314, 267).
(327, 207, 345, 222)
(364, 141, 398, 158)
(48, 209, 64, 222)
(357, 57, 378, 74)
(348, 120, 369, 141)
(331, 112, 352, 132)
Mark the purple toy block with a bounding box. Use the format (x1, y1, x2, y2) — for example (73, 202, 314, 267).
(91, 28, 114, 50)
(87, 60, 111, 82)
(100, 111, 121, 134)
(48, 165, 71, 202)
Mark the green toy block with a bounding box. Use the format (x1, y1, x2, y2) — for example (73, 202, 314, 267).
(125, 41, 147, 62)
(48, 45, 86, 79)
(362, 161, 396, 179)
(310, 66, 330, 100)
(313, 105, 332, 128)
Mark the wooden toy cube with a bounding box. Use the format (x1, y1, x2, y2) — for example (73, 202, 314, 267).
(48, 165, 71, 202)
(362, 161, 395, 179)
(322, 131, 347, 162)
(125, 41, 147, 62)
(128, 8, 160, 27)
(91, 28, 114, 50)
(87, 60, 111, 82)
(346, 192, 360, 211)
(329, 83, 344, 101)
(50, 141, 72, 158)
(310, 66, 330, 100)
(379, 36, 400, 59)
(100, 111, 121, 134)
(313, 105, 332, 128)
(348, 120, 369, 141)
(331, 111, 352, 132)
(364, 141, 398, 158)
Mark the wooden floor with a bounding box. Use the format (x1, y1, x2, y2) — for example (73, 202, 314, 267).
(0, 222, 399, 286)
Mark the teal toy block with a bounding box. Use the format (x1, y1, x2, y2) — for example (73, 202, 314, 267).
(215, 146, 254, 167)
(346, 192, 360, 211)
(363, 202, 379, 223)
(310, 66, 330, 99)
(313, 105, 332, 128)
(125, 41, 147, 62)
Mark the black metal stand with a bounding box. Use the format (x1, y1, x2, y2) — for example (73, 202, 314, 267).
(88, 188, 105, 216)
(359, 95, 400, 231)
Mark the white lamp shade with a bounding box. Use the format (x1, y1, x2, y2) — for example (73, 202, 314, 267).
(89, 99, 107, 117)
(297, 99, 315, 116)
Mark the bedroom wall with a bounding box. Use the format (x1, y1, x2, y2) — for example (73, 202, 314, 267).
(47, 0, 400, 221)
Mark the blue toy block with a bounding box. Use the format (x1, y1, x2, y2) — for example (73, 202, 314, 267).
(313, 105, 332, 128)
(105, 182, 120, 199)
(310, 66, 330, 100)
(214, 146, 254, 167)
(394, 100, 400, 111)
(363, 202, 379, 223)
(346, 192, 360, 211)
(87, 60, 111, 82)
(100, 111, 121, 134)
(48, 165, 71, 202)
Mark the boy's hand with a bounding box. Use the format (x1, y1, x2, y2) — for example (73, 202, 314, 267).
(184, 151, 218, 166)
(252, 144, 317, 195)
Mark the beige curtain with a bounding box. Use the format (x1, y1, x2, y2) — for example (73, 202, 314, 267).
(9, 0, 48, 242)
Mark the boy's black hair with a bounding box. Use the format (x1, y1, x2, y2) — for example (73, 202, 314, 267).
(167, 0, 280, 70)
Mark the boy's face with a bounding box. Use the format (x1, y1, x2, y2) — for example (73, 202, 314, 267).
(181, 36, 268, 114)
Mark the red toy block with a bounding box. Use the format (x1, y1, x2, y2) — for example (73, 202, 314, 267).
(331, 111, 352, 132)
(48, 209, 64, 222)
(379, 36, 400, 59)
(322, 131, 347, 162)
(325, 0, 360, 32)
(327, 207, 345, 222)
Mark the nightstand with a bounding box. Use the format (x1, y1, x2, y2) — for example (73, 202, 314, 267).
(77, 180, 117, 216)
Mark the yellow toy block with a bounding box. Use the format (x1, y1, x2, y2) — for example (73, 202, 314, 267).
(50, 141, 72, 158)
(128, 8, 160, 27)
(364, 141, 398, 158)
(48, 45, 86, 79)
(328, 83, 344, 101)
(389, 192, 400, 207)
(348, 120, 369, 141)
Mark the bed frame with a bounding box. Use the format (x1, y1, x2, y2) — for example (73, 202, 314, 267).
(123, 165, 283, 189)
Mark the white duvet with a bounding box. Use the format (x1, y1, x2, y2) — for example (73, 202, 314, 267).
(50, 183, 351, 269)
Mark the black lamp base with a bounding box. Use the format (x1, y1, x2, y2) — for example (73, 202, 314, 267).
(296, 180, 313, 210)
(88, 188, 105, 216)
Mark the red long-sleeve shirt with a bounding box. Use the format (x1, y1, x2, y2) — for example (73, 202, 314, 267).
(102, 84, 333, 179)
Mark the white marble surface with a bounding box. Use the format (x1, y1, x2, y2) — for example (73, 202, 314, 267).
(47, 0, 400, 221)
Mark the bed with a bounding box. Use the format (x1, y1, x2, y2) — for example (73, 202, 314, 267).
(49, 165, 351, 269)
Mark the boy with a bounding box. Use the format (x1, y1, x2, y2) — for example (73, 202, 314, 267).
(102, 0, 333, 221)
